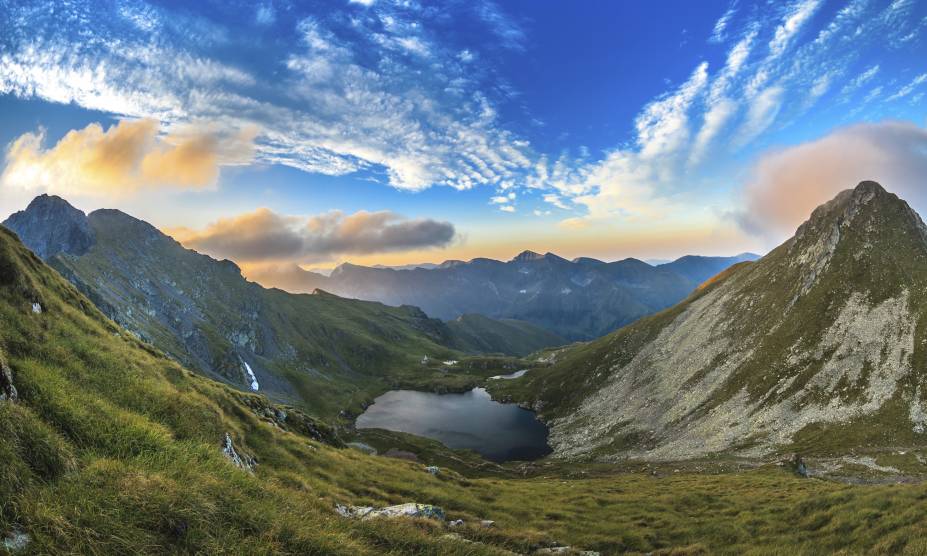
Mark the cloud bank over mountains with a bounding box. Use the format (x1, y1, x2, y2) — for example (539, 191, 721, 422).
(170, 208, 456, 264)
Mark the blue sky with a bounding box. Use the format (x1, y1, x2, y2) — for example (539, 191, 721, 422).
(0, 0, 926, 272)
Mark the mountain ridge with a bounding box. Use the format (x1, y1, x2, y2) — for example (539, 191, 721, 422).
(490, 181, 927, 461)
(1, 196, 552, 418)
(251, 249, 760, 340)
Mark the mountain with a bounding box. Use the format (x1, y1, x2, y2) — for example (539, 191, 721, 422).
(445, 314, 566, 357)
(491, 181, 927, 462)
(2, 197, 538, 418)
(2, 198, 918, 555)
(657, 252, 760, 284)
(258, 250, 758, 341)
(1, 194, 95, 259)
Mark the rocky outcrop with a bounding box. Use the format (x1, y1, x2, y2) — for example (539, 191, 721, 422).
(335, 502, 445, 521)
(0, 356, 17, 402)
(1, 530, 29, 553)
(2, 194, 95, 260)
(221, 433, 255, 472)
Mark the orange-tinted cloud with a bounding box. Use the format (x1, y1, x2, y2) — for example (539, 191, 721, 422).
(171, 208, 457, 263)
(1, 119, 256, 195)
(738, 120, 927, 238)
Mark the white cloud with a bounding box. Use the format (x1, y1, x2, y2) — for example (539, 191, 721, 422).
(0, 1, 531, 193)
(709, 3, 737, 44)
(887, 73, 927, 101)
(840, 65, 880, 97)
(542, 193, 569, 210)
(768, 0, 823, 58)
(733, 86, 784, 148)
(499, 205, 515, 213)
(635, 62, 709, 159)
(255, 4, 276, 25)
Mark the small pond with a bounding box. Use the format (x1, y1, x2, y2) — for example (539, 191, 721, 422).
(355, 388, 551, 462)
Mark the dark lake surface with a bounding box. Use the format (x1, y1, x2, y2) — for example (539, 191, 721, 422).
(355, 388, 551, 462)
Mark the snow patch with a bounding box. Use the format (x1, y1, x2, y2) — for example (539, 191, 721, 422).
(31, 303, 42, 314)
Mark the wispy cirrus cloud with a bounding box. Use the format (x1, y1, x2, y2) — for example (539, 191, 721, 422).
(0, 0, 530, 193)
(539, 0, 926, 230)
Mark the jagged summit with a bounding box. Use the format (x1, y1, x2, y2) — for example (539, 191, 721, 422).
(2, 194, 96, 260)
(511, 249, 544, 262)
(505, 181, 927, 462)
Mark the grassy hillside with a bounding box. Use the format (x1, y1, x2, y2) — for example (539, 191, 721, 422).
(8, 224, 927, 553)
(489, 183, 927, 462)
(445, 314, 565, 357)
(24, 205, 530, 420)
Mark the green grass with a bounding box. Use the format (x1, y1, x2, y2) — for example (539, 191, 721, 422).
(7, 222, 927, 554)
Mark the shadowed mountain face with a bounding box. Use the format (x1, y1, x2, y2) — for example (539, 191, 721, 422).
(2, 195, 95, 260)
(251, 251, 759, 341)
(1, 196, 555, 417)
(492, 182, 927, 461)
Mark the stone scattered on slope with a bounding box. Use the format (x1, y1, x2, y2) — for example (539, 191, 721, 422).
(335, 502, 446, 521)
(221, 433, 256, 472)
(526, 182, 927, 462)
(0, 356, 17, 402)
(1, 530, 30, 553)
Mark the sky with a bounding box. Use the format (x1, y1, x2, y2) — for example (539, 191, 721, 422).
(0, 0, 926, 278)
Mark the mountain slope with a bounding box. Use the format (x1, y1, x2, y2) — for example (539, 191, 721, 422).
(445, 314, 566, 357)
(5, 198, 927, 554)
(3, 197, 525, 418)
(0, 221, 585, 554)
(491, 182, 927, 461)
(657, 252, 760, 285)
(258, 251, 757, 341)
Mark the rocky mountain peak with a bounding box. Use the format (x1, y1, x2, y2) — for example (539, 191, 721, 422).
(511, 250, 543, 262)
(2, 194, 95, 260)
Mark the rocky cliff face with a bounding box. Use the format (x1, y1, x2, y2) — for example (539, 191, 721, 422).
(3, 195, 95, 259)
(2, 200, 469, 417)
(502, 182, 927, 461)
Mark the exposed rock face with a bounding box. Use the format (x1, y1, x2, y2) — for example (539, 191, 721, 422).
(1, 196, 472, 413)
(221, 433, 255, 472)
(336, 502, 446, 521)
(519, 182, 927, 461)
(0, 357, 17, 402)
(2, 194, 95, 259)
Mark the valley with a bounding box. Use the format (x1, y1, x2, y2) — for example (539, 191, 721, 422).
(4, 182, 927, 555)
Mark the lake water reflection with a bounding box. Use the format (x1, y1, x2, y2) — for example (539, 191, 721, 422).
(355, 388, 551, 462)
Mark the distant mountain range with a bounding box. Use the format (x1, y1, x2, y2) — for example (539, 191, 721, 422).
(492, 181, 927, 461)
(249, 250, 760, 340)
(1, 195, 556, 416)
